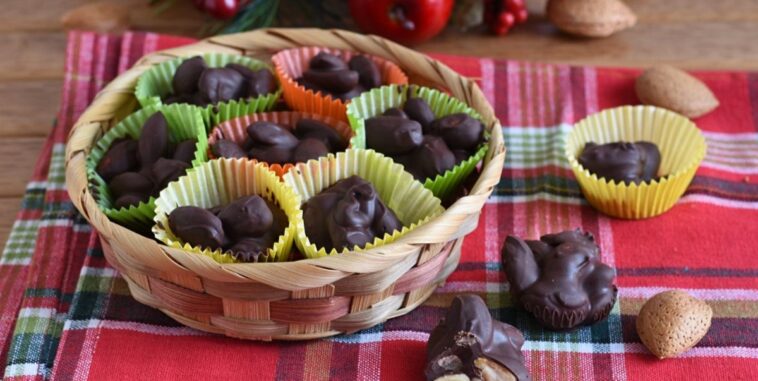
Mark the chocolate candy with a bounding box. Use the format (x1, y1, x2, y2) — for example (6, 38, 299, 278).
(502, 229, 618, 331)
(198, 67, 245, 104)
(349, 55, 381, 89)
(151, 158, 190, 189)
(425, 295, 530, 381)
(578, 141, 661, 184)
(396, 136, 456, 181)
(228, 238, 267, 262)
(247, 121, 299, 149)
(291, 138, 330, 164)
(365, 116, 423, 155)
(303, 176, 402, 251)
(295, 118, 347, 151)
(137, 112, 170, 166)
(383, 107, 408, 118)
(212, 139, 247, 159)
(169, 206, 226, 249)
(309, 52, 348, 71)
(114, 194, 148, 210)
(430, 113, 484, 151)
(108, 171, 153, 200)
(404, 98, 436, 131)
(172, 56, 206, 95)
(172, 139, 198, 164)
(303, 69, 359, 94)
(217, 195, 273, 239)
(96, 139, 138, 182)
(247, 69, 277, 98)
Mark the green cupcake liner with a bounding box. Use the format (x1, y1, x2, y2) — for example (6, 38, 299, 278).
(86, 103, 209, 230)
(134, 53, 282, 128)
(346, 84, 490, 200)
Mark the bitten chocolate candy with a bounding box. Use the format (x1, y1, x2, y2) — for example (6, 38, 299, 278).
(309, 52, 348, 71)
(295, 118, 346, 151)
(138, 112, 170, 166)
(303, 176, 402, 251)
(247, 121, 299, 149)
(169, 206, 227, 249)
(217, 195, 274, 240)
(425, 295, 531, 381)
(172, 139, 198, 164)
(430, 113, 484, 151)
(172, 56, 206, 95)
(303, 69, 359, 94)
(96, 139, 138, 182)
(292, 138, 330, 164)
(404, 98, 436, 131)
(502, 229, 618, 331)
(349, 55, 381, 89)
(578, 141, 661, 184)
(198, 67, 245, 104)
(212, 139, 248, 159)
(151, 158, 190, 189)
(365, 116, 423, 155)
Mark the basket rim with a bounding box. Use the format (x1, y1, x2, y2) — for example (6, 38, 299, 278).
(64, 28, 506, 281)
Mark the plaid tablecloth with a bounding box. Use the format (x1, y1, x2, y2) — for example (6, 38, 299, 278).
(1, 31, 756, 381)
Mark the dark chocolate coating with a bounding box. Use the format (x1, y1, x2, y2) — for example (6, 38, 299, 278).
(246, 121, 299, 149)
(172, 56, 206, 95)
(295, 77, 325, 93)
(404, 98, 436, 131)
(349, 55, 381, 89)
(429, 113, 484, 151)
(334, 84, 366, 101)
(217, 195, 273, 240)
(303, 69, 359, 94)
(425, 295, 531, 381)
(291, 138, 330, 164)
(247, 69, 277, 97)
(249, 145, 293, 165)
(578, 141, 661, 184)
(303, 176, 402, 251)
(172, 139, 198, 164)
(225, 63, 255, 79)
(397, 135, 456, 180)
(114, 194, 148, 210)
(365, 116, 423, 155)
(137, 112, 170, 167)
(108, 171, 153, 199)
(295, 118, 347, 151)
(198, 67, 245, 104)
(150, 158, 190, 190)
(383, 107, 408, 118)
(502, 229, 618, 331)
(169, 206, 226, 249)
(96, 139, 138, 182)
(212, 139, 247, 159)
(309, 52, 349, 71)
(228, 238, 267, 262)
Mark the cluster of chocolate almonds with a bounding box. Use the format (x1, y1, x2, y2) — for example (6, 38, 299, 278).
(296, 52, 381, 101)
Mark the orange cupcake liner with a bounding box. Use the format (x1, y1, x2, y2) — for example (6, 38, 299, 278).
(208, 111, 357, 177)
(271, 47, 408, 121)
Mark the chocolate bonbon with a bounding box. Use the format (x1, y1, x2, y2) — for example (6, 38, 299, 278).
(302, 176, 402, 251)
(425, 295, 531, 381)
(365, 116, 423, 155)
(578, 141, 661, 184)
(295, 52, 382, 101)
(501, 229, 618, 330)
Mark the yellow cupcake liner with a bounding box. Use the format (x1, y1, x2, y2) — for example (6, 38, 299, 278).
(282, 149, 445, 258)
(565, 105, 707, 219)
(152, 158, 302, 263)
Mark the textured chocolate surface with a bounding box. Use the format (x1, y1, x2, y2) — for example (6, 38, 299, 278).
(303, 176, 402, 251)
(430, 113, 484, 151)
(295, 52, 381, 101)
(365, 116, 423, 155)
(578, 141, 661, 184)
(425, 295, 531, 381)
(502, 229, 618, 330)
(395, 136, 456, 181)
(198, 67, 245, 104)
(217, 195, 273, 240)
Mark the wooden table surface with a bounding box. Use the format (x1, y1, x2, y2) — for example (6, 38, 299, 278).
(1, 0, 757, 250)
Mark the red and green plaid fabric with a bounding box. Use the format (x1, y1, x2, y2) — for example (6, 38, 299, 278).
(1, 31, 756, 380)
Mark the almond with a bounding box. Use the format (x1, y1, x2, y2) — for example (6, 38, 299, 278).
(636, 290, 712, 359)
(546, 0, 637, 38)
(61, 1, 130, 34)
(635, 65, 720, 118)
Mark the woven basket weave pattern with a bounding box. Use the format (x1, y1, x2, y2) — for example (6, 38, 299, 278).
(64, 28, 505, 340)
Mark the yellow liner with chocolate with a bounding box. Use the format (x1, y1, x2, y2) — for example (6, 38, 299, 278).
(152, 158, 301, 263)
(207, 111, 357, 177)
(271, 47, 408, 121)
(565, 105, 707, 219)
(283, 149, 445, 258)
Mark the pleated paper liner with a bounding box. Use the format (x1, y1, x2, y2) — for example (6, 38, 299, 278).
(565, 105, 707, 219)
(282, 149, 445, 259)
(86, 103, 208, 231)
(134, 53, 281, 127)
(152, 158, 301, 263)
(207, 111, 358, 177)
(346, 84, 490, 201)
(271, 47, 408, 122)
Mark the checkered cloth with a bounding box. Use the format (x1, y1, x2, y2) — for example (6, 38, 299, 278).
(1, 31, 756, 381)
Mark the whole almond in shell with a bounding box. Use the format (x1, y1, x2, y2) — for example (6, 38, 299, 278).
(635, 65, 720, 118)
(547, 0, 637, 38)
(636, 290, 712, 359)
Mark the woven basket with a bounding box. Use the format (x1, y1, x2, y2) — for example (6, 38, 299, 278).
(64, 28, 505, 341)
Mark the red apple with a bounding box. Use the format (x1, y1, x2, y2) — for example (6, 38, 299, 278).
(349, 0, 454, 45)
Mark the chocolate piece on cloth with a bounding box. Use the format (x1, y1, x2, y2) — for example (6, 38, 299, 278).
(425, 295, 531, 381)
(577, 141, 661, 184)
(501, 229, 618, 331)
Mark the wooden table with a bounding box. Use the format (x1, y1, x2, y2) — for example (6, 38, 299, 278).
(1, 0, 757, 249)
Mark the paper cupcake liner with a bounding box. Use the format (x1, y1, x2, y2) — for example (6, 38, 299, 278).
(152, 158, 302, 263)
(346, 84, 490, 200)
(86, 104, 208, 230)
(565, 105, 707, 219)
(207, 111, 358, 177)
(271, 47, 408, 121)
(134, 53, 281, 128)
(282, 149, 445, 258)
